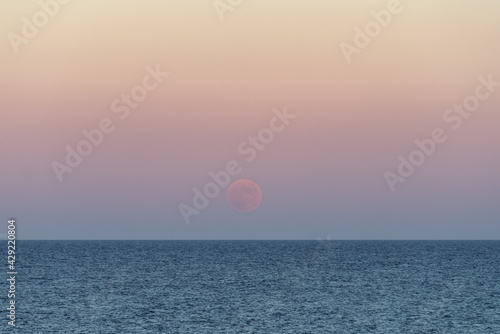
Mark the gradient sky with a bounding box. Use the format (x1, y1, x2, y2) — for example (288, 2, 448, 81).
(1, 0, 499, 239)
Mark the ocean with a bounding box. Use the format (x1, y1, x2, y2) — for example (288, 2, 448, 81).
(2, 240, 499, 333)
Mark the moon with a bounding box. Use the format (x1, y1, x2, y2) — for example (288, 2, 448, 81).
(226, 179, 262, 213)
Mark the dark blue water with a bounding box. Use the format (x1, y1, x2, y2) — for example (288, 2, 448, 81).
(1, 241, 500, 333)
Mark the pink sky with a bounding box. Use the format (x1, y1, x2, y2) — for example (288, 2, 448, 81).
(1, 0, 499, 239)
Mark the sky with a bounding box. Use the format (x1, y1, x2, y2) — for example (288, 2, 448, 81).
(0, 0, 499, 239)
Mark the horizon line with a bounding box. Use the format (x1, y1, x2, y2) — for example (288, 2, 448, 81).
(4, 239, 500, 241)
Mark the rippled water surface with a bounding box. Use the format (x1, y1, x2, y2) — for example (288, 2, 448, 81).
(2, 240, 500, 333)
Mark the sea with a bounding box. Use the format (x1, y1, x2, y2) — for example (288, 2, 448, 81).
(1, 240, 499, 333)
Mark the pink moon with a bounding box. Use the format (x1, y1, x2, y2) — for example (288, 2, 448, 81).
(226, 179, 263, 213)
